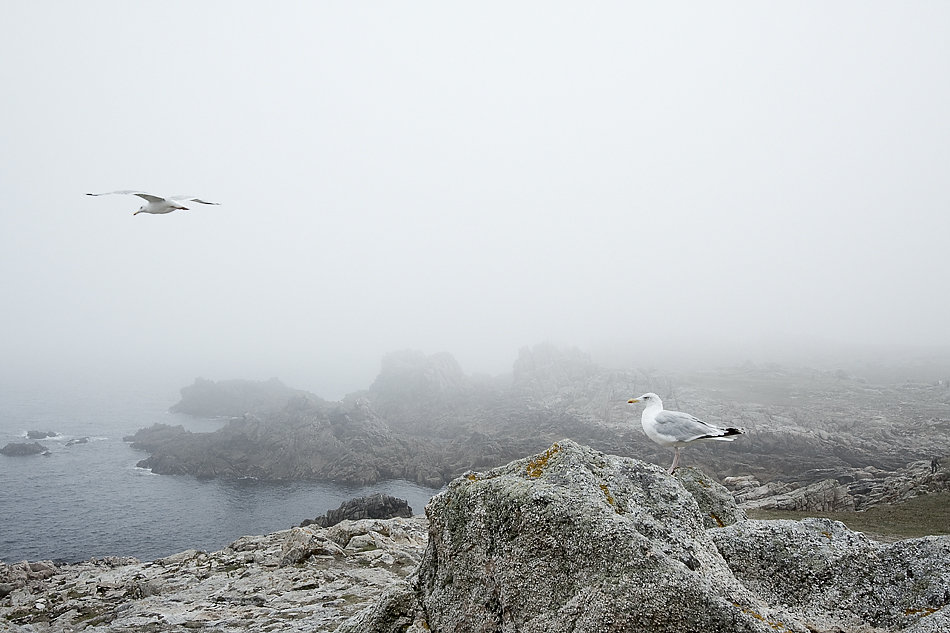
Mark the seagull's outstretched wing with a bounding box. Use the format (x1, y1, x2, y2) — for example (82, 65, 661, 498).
(169, 195, 220, 205)
(654, 410, 739, 443)
(87, 190, 167, 202)
(88, 191, 219, 206)
(86, 190, 147, 197)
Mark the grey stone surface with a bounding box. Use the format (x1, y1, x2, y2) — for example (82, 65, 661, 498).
(343, 440, 950, 633)
(674, 465, 747, 527)
(4, 440, 949, 633)
(0, 518, 427, 632)
(712, 517, 950, 632)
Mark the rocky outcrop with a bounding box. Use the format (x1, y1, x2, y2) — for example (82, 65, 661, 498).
(127, 400, 448, 486)
(729, 459, 950, 512)
(1, 442, 48, 456)
(128, 347, 950, 508)
(713, 518, 950, 632)
(170, 377, 313, 417)
(0, 518, 427, 632)
(341, 440, 950, 633)
(26, 430, 58, 440)
(300, 494, 413, 528)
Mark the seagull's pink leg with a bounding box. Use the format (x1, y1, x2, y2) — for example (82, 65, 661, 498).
(668, 447, 680, 474)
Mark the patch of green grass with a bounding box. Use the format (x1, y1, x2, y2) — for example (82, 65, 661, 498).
(748, 492, 950, 541)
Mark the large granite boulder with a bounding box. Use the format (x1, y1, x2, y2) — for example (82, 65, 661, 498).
(341, 439, 804, 633)
(341, 440, 950, 633)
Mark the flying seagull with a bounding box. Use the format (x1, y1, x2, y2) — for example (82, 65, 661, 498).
(86, 190, 220, 215)
(627, 393, 742, 473)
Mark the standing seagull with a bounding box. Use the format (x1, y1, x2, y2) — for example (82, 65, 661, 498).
(86, 191, 220, 215)
(627, 393, 742, 473)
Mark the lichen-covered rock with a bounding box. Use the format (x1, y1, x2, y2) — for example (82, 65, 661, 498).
(712, 517, 950, 632)
(345, 439, 804, 633)
(674, 466, 747, 528)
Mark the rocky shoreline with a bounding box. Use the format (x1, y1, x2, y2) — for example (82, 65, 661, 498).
(122, 347, 950, 508)
(4, 441, 948, 633)
(1, 518, 428, 632)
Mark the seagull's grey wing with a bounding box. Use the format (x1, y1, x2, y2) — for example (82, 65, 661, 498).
(169, 195, 220, 205)
(86, 190, 166, 203)
(86, 190, 146, 197)
(654, 410, 724, 442)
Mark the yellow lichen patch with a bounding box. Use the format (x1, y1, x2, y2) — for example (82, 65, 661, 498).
(465, 473, 479, 481)
(904, 607, 938, 617)
(821, 531, 832, 539)
(525, 443, 561, 478)
(710, 513, 725, 528)
(600, 484, 615, 506)
(732, 604, 791, 631)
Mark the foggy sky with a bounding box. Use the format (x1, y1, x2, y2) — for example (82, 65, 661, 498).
(1, 2, 948, 399)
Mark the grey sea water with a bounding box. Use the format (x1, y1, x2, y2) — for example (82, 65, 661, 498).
(0, 375, 440, 563)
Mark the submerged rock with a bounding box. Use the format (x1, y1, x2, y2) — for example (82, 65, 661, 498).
(26, 430, 58, 440)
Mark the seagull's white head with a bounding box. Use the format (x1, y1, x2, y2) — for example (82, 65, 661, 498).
(627, 392, 661, 406)
(133, 205, 147, 215)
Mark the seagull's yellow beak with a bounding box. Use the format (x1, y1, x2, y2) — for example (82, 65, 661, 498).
(627, 398, 639, 404)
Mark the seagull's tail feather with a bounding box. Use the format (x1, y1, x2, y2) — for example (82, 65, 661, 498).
(701, 427, 744, 442)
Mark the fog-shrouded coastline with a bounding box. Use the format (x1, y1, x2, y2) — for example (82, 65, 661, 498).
(0, 378, 439, 563)
(2, 342, 950, 565)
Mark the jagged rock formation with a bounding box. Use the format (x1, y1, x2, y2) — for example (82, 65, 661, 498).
(300, 494, 413, 528)
(1, 442, 48, 456)
(0, 518, 427, 632)
(340, 440, 950, 633)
